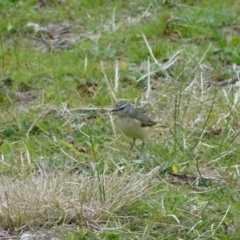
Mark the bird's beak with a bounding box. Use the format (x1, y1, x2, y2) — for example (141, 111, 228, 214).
(111, 106, 118, 112)
(111, 109, 117, 115)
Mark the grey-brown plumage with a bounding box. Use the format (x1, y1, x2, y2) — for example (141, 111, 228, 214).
(111, 101, 156, 153)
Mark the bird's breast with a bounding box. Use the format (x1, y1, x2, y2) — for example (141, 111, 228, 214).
(117, 117, 148, 140)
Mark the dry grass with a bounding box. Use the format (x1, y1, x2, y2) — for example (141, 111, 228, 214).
(0, 166, 159, 229)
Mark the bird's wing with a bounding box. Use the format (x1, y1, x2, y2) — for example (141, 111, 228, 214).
(129, 109, 156, 127)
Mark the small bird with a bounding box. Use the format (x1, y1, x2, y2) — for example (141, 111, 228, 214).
(111, 101, 157, 153)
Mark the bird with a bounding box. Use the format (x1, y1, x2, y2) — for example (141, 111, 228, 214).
(111, 101, 157, 154)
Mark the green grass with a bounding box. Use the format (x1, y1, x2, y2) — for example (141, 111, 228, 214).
(0, 0, 240, 239)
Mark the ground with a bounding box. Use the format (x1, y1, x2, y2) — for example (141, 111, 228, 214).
(0, 0, 240, 239)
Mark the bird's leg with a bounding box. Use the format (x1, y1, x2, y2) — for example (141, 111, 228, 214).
(140, 141, 145, 154)
(129, 139, 136, 154)
(135, 141, 145, 159)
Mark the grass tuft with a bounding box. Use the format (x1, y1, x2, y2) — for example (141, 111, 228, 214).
(0, 167, 159, 229)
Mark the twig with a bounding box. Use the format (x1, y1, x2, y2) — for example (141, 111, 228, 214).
(114, 60, 119, 92)
(101, 61, 117, 102)
(145, 58, 151, 101)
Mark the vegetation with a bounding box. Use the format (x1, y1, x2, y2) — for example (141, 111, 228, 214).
(0, 0, 240, 239)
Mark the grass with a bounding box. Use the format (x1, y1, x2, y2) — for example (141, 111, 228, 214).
(0, 0, 240, 239)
